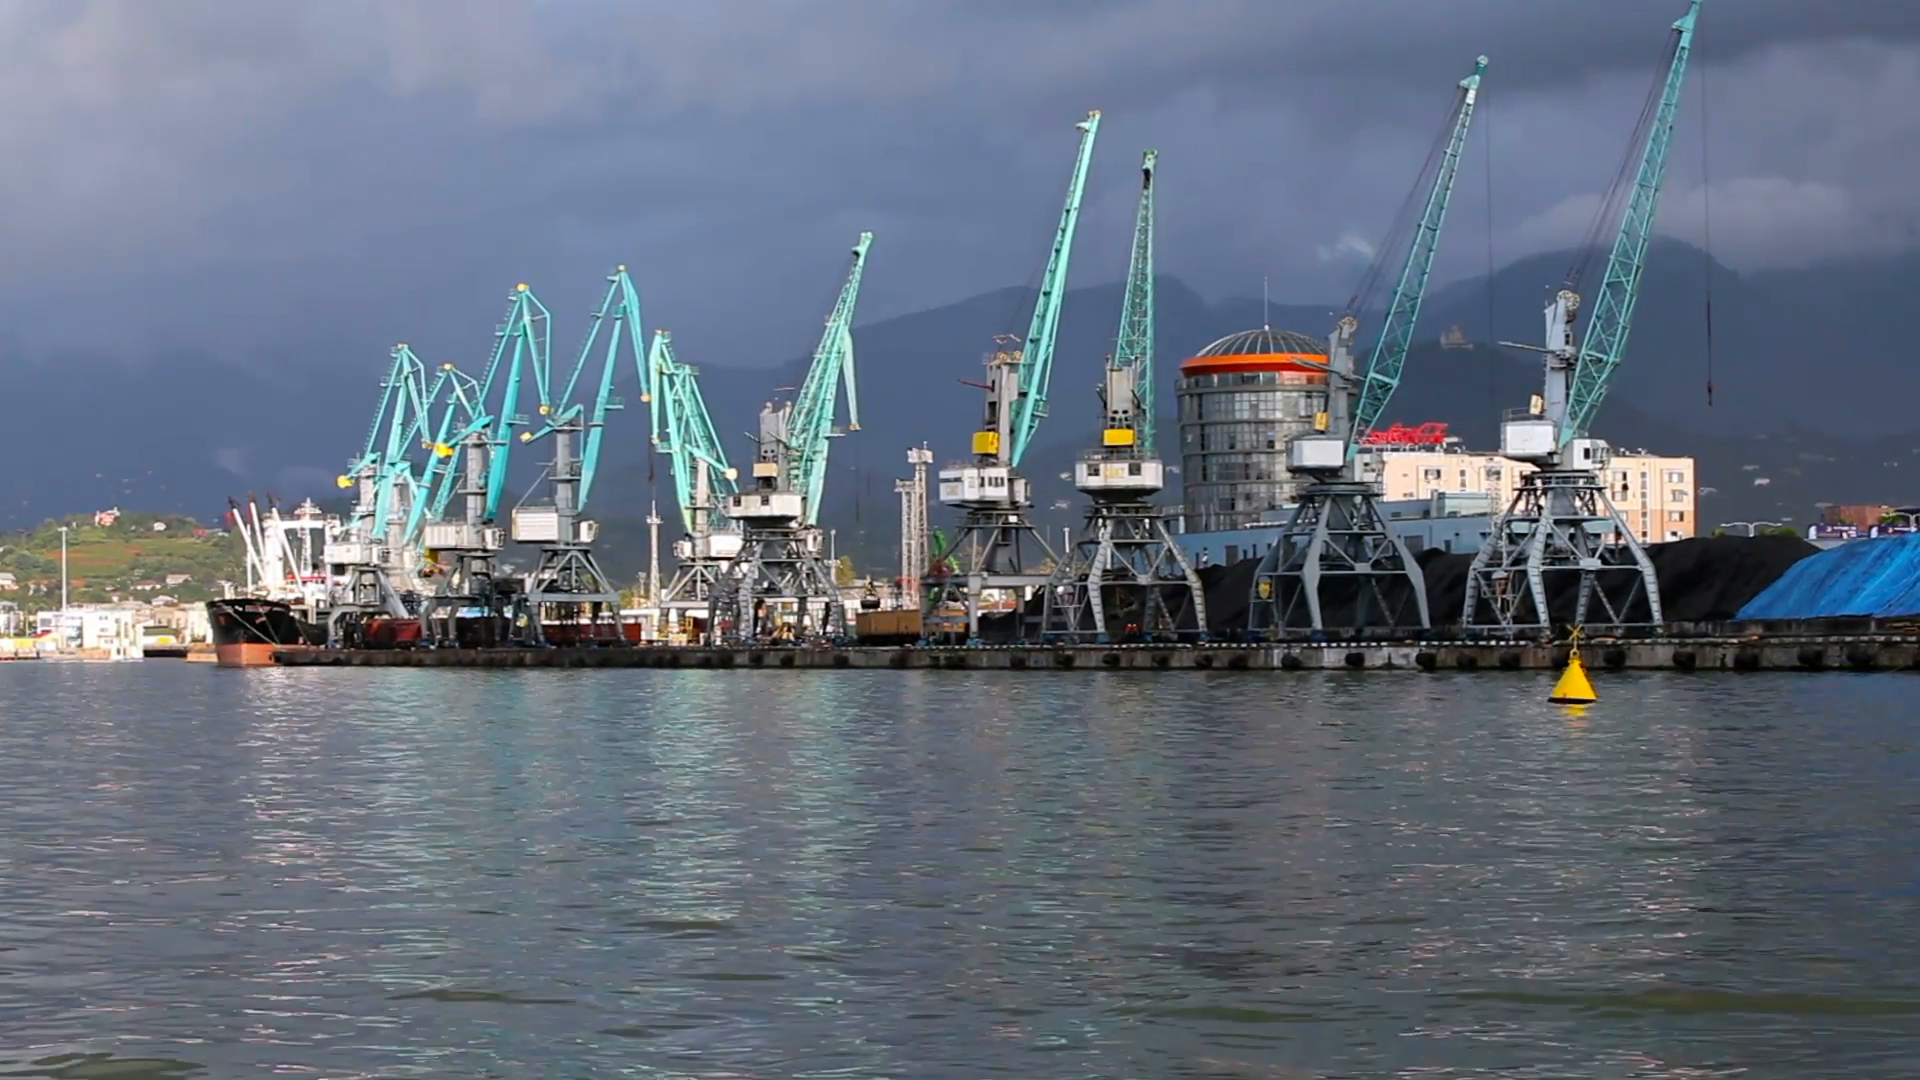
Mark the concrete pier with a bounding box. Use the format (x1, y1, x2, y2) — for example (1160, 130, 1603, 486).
(270, 633, 1920, 672)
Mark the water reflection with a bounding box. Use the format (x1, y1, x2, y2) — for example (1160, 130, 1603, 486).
(0, 665, 1917, 1076)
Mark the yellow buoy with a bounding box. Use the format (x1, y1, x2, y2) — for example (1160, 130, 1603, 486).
(1550, 627, 1597, 705)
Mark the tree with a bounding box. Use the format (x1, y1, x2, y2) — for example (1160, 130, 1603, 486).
(834, 555, 856, 586)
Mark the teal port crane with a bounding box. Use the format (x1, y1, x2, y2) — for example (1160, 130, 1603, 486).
(717, 234, 873, 645)
(1249, 55, 1486, 637)
(1043, 148, 1208, 643)
(923, 109, 1100, 644)
(649, 328, 742, 635)
(320, 343, 440, 645)
(513, 265, 647, 643)
(1463, 0, 1700, 633)
(412, 282, 550, 645)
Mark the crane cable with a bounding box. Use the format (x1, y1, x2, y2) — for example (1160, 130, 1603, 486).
(1700, 58, 1716, 406)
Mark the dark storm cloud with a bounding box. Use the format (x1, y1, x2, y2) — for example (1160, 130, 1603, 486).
(0, 0, 1912, 370)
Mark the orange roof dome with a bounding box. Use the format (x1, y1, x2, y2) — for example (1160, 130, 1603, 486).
(1180, 326, 1329, 378)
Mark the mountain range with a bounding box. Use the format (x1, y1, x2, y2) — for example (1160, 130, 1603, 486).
(3, 239, 1912, 577)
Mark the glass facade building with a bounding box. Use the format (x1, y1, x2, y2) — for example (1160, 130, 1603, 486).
(1177, 328, 1330, 533)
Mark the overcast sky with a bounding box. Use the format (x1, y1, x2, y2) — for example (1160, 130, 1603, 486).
(1, 0, 1914, 373)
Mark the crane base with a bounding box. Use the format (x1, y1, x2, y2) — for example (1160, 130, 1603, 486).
(523, 543, 623, 646)
(712, 525, 844, 646)
(1041, 501, 1207, 643)
(1461, 467, 1663, 635)
(921, 509, 1056, 645)
(1248, 481, 1430, 638)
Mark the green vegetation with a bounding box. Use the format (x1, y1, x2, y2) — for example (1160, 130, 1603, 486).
(0, 511, 244, 611)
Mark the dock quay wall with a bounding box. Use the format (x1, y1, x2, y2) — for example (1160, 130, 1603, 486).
(274, 632, 1920, 673)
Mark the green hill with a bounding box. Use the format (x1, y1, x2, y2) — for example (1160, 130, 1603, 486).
(0, 512, 245, 611)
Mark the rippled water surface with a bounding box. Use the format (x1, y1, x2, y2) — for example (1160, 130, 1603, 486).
(3, 664, 1918, 1077)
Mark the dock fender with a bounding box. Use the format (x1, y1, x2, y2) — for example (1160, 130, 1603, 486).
(1732, 648, 1761, 672)
(1226, 653, 1249, 671)
(1454, 653, 1478, 670)
(1008, 653, 1028, 669)
(1280, 653, 1303, 671)
(1796, 646, 1826, 671)
(1497, 650, 1522, 670)
(832, 652, 851, 668)
(1844, 646, 1877, 671)
(1151, 653, 1172, 669)
(1055, 650, 1076, 668)
(1671, 648, 1697, 672)
(1414, 651, 1438, 671)
(1100, 651, 1121, 668)
(1193, 652, 1215, 669)
(1343, 651, 1365, 670)
(1602, 647, 1627, 670)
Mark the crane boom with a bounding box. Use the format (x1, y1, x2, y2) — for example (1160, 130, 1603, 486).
(1009, 110, 1100, 467)
(521, 266, 644, 511)
(786, 233, 871, 526)
(649, 330, 737, 535)
(408, 363, 484, 547)
(1108, 149, 1156, 451)
(1561, 1, 1698, 445)
(481, 284, 548, 520)
(1346, 56, 1485, 460)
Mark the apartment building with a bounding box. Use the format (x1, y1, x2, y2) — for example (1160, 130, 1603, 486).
(1368, 449, 1697, 544)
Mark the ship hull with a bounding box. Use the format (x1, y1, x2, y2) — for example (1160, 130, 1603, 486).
(206, 598, 324, 667)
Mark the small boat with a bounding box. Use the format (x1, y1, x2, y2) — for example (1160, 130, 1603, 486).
(140, 624, 189, 659)
(206, 598, 324, 667)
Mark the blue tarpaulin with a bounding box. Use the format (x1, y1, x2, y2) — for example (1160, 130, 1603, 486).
(1736, 534, 1920, 620)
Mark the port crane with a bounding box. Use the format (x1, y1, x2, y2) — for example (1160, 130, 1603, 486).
(1041, 149, 1207, 643)
(648, 329, 743, 640)
(1462, 1, 1698, 634)
(413, 282, 548, 645)
(512, 265, 647, 644)
(715, 233, 871, 645)
(322, 344, 436, 645)
(1248, 56, 1486, 637)
(923, 110, 1100, 644)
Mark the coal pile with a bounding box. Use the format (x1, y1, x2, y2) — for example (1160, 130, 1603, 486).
(969, 558, 1257, 643)
(1199, 557, 1260, 634)
(1413, 534, 1816, 627)
(966, 534, 1816, 640)
(1649, 534, 1819, 622)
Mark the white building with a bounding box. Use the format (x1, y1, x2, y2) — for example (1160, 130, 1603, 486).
(1368, 448, 1697, 545)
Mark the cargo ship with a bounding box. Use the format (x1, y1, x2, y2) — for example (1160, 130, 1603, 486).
(206, 597, 325, 667)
